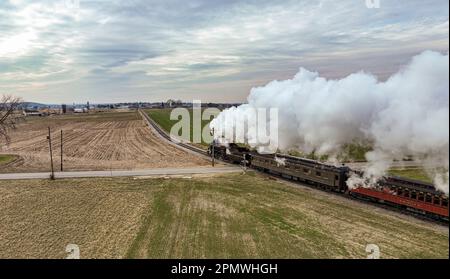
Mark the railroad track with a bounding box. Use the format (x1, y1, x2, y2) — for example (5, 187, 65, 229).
(139, 109, 209, 157)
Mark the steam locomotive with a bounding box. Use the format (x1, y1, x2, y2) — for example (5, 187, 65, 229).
(208, 142, 449, 222)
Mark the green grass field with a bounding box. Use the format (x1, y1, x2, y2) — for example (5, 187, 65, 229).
(145, 109, 175, 133)
(388, 168, 433, 183)
(146, 109, 217, 147)
(1, 173, 447, 259)
(0, 155, 15, 165)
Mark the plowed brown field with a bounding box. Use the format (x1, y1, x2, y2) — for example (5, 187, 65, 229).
(0, 111, 208, 173)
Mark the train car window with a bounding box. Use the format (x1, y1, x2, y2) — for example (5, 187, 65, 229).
(403, 190, 409, 198)
(397, 188, 403, 196)
(418, 193, 425, 202)
(425, 194, 432, 203)
(411, 191, 417, 200)
(442, 198, 448, 207)
(433, 197, 440, 205)
(316, 171, 321, 177)
(303, 168, 309, 173)
(335, 175, 339, 180)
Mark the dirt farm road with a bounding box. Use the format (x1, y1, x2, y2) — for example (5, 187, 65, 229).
(0, 166, 242, 180)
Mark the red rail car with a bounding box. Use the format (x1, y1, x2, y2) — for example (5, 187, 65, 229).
(350, 186, 449, 220)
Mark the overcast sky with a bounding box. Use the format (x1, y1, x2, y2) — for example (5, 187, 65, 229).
(0, 0, 448, 104)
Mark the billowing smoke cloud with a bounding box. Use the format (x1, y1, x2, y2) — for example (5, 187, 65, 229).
(210, 51, 449, 194)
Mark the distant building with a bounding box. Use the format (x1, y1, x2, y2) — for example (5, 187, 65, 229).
(23, 109, 45, 117)
(73, 108, 88, 113)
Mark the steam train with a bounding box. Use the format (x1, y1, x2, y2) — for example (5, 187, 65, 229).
(208, 142, 449, 222)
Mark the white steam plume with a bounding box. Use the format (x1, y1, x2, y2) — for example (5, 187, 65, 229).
(210, 51, 449, 194)
(275, 156, 286, 167)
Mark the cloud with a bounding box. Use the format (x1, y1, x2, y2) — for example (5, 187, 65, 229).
(0, 0, 448, 103)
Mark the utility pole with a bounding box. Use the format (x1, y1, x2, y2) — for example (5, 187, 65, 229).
(47, 127, 55, 180)
(211, 128, 215, 167)
(241, 154, 248, 173)
(60, 130, 63, 172)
